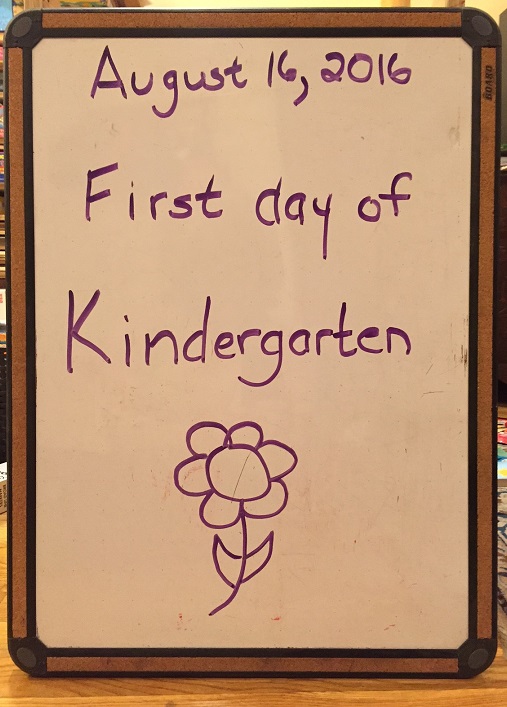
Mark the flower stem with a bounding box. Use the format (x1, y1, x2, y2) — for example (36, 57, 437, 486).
(209, 512, 248, 616)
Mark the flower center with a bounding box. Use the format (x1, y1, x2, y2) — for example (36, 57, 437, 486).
(207, 446, 270, 501)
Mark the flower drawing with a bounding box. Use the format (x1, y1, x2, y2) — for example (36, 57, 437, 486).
(174, 420, 298, 615)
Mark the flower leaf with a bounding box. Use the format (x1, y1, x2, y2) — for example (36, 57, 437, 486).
(212, 534, 240, 589)
(243, 531, 274, 584)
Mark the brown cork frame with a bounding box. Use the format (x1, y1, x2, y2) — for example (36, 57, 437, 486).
(41, 10, 462, 31)
(5, 8, 497, 678)
(477, 46, 497, 641)
(46, 656, 458, 675)
(8, 47, 27, 642)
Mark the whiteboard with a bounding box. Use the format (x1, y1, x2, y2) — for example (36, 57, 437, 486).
(6, 9, 498, 677)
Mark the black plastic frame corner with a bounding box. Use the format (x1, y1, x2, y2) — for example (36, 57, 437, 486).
(8, 637, 48, 677)
(462, 8, 501, 48)
(4, 10, 43, 50)
(457, 638, 497, 678)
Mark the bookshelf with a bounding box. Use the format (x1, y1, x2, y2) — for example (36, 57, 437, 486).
(0, 31, 4, 462)
(0, 32, 4, 290)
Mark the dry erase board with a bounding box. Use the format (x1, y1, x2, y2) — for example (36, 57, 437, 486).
(5, 8, 499, 678)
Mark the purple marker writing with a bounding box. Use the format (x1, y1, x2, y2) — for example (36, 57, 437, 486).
(85, 164, 223, 223)
(90, 45, 247, 120)
(255, 179, 332, 260)
(66, 292, 412, 384)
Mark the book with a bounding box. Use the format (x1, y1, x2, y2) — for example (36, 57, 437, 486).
(0, 463, 6, 515)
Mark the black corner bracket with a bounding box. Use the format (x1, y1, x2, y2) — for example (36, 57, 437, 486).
(457, 637, 497, 678)
(8, 637, 48, 676)
(461, 9, 501, 48)
(4, 10, 43, 50)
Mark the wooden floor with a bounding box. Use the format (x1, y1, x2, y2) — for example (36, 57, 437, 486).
(0, 516, 506, 705)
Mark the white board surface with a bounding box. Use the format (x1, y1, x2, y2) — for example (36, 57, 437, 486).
(32, 35, 471, 649)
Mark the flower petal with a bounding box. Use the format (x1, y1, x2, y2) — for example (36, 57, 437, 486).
(186, 421, 227, 455)
(224, 421, 263, 449)
(199, 492, 241, 529)
(258, 440, 298, 480)
(244, 480, 288, 519)
(174, 456, 210, 497)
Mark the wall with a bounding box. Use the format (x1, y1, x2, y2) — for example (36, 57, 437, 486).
(475, 0, 506, 23)
(142, 2, 503, 14)
(141, 3, 505, 24)
(142, 2, 454, 9)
